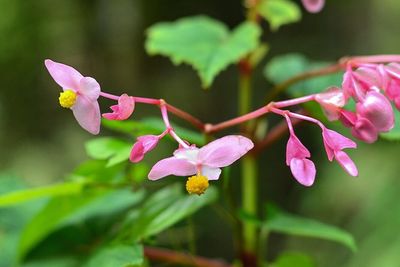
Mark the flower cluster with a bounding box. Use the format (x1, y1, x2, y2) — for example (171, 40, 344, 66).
(45, 56, 399, 189)
(317, 61, 399, 143)
(301, 0, 325, 13)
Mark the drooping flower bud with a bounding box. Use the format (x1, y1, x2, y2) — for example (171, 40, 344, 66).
(130, 135, 160, 163)
(286, 134, 316, 186)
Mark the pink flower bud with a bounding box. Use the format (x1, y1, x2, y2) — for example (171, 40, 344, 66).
(322, 128, 358, 176)
(130, 135, 160, 163)
(286, 134, 316, 186)
(356, 91, 394, 132)
(315, 87, 347, 121)
(301, 0, 325, 13)
(103, 94, 135, 120)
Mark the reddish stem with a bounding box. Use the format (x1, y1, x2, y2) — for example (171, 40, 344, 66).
(144, 246, 232, 267)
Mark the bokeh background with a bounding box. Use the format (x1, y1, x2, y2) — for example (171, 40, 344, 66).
(1, 0, 400, 266)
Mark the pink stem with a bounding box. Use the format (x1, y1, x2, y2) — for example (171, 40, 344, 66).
(350, 55, 400, 64)
(160, 104, 189, 148)
(273, 95, 316, 108)
(134, 97, 161, 105)
(100, 92, 119, 101)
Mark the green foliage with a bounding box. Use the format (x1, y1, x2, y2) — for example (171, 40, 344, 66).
(122, 184, 218, 241)
(102, 117, 206, 145)
(84, 244, 143, 267)
(18, 188, 145, 260)
(0, 181, 85, 207)
(265, 205, 357, 251)
(270, 252, 315, 267)
(85, 137, 132, 167)
(145, 16, 261, 87)
(258, 0, 302, 31)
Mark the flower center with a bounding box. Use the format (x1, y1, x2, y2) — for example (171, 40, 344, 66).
(186, 174, 209, 195)
(59, 90, 77, 108)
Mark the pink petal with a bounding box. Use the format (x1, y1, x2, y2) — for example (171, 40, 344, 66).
(44, 59, 83, 90)
(71, 95, 101, 135)
(286, 134, 310, 165)
(290, 158, 316, 186)
(79, 77, 101, 101)
(315, 87, 347, 121)
(201, 166, 222, 180)
(103, 94, 135, 120)
(301, 0, 325, 13)
(148, 157, 197, 180)
(323, 128, 357, 151)
(198, 135, 254, 168)
(351, 118, 378, 143)
(334, 151, 358, 176)
(173, 147, 199, 163)
(356, 91, 394, 132)
(354, 66, 381, 89)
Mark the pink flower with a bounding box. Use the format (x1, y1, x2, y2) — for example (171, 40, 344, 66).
(130, 135, 160, 163)
(45, 59, 101, 134)
(148, 135, 254, 181)
(301, 0, 325, 13)
(103, 94, 135, 120)
(322, 128, 358, 176)
(286, 133, 316, 186)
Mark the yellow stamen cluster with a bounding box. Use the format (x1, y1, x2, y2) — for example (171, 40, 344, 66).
(59, 90, 77, 108)
(186, 175, 209, 195)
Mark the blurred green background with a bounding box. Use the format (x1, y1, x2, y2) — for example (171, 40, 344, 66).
(1, 0, 400, 266)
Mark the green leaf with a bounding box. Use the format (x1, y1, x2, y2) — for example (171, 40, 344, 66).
(270, 252, 315, 267)
(124, 184, 218, 241)
(380, 108, 400, 141)
(85, 244, 143, 267)
(0, 182, 85, 207)
(146, 16, 261, 87)
(85, 137, 132, 167)
(265, 206, 357, 251)
(102, 117, 206, 146)
(258, 0, 301, 31)
(18, 188, 145, 260)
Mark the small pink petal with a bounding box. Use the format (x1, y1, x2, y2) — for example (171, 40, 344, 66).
(71, 96, 100, 135)
(199, 135, 254, 168)
(301, 0, 325, 13)
(44, 59, 83, 90)
(201, 166, 222, 180)
(286, 134, 310, 165)
(315, 87, 347, 121)
(290, 158, 316, 186)
(79, 77, 101, 101)
(148, 157, 197, 180)
(103, 94, 135, 120)
(334, 151, 358, 176)
(351, 118, 378, 143)
(323, 128, 357, 151)
(356, 91, 394, 132)
(130, 135, 160, 163)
